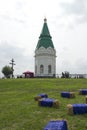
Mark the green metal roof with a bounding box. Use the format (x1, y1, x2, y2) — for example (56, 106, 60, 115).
(36, 18, 54, 49)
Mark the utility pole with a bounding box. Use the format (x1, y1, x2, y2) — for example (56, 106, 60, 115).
(9, 58, 16, 78)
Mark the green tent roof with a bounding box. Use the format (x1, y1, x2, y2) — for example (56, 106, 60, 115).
(36, 18, 54, 49)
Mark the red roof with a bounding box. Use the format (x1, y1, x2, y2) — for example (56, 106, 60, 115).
(23, 71, 34, 74)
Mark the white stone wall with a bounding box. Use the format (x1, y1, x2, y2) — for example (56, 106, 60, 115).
(35, 47, 56, 77)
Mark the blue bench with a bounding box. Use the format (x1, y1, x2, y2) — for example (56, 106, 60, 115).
(44, 120, 68, 130)
(34, 93, 48, 101)
(61, 92, 75, 98)
(38, 98, 59, 108)
(79, 89, 87, 95)
(67, 104, 87, 115)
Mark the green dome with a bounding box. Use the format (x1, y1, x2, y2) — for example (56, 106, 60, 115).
(36, 18, 54, 49)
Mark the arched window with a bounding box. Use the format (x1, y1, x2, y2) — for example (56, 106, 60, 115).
(48, 65, 51, 74)
(35, 65, 37, 73)
(40, 65, 44, 74)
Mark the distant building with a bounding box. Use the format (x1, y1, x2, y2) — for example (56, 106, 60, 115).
(23, 71, 34, 78)
(34, 18, 56, 77)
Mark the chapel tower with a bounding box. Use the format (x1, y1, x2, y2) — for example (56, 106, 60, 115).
(35, 18, 56, 77)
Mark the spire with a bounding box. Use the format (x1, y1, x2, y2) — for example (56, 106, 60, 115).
(36, 18, 54, 49)
(39, 18, 51, 38)
(44, 17, 47, 22)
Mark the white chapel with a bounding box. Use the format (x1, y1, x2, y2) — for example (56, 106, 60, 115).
(34, 18, 56, 77)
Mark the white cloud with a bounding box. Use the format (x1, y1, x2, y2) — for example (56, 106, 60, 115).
(60, 0, 87, 25)
(0, 0, 87, 77)
(0, 41, 34, 77)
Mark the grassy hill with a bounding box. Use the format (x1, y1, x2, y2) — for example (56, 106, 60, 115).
(0, 78, 87, 130)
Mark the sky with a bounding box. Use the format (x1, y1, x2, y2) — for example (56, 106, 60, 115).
(0, 0, 87, 77)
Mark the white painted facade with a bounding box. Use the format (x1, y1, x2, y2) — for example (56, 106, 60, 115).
(35, 46, 56, 77)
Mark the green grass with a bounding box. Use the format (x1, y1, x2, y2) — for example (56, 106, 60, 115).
(0, 78, 87, 130)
